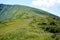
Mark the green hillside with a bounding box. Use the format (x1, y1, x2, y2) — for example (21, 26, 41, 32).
(0, 4, 60, 40)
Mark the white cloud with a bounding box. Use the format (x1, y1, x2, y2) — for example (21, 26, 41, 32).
(32, 0, 60, 8)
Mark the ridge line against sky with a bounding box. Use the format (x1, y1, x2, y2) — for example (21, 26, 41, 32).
(0, 0, 60, 17)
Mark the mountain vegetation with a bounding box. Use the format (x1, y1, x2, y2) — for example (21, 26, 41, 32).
(0, 4, 60, 40)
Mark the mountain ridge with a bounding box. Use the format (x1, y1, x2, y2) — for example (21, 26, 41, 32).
(0, 4, 59, 21)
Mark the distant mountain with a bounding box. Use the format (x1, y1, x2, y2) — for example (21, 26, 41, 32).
(0, 4, 60, 40)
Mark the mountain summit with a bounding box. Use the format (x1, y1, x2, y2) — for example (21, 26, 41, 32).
(0, 4, 60, 40)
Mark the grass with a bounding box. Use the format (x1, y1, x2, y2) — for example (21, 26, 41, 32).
(0, 4, 60, 40)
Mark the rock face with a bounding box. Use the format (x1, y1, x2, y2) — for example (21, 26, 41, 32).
(0, 4, 60, 40)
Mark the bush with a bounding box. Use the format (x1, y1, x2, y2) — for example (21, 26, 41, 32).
(45, 26, 60, 33)
(38, 22, 47, 25)
(50, 21, 57, 26)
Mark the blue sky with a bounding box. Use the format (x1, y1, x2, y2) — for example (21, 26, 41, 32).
(0, 0, 60, 17)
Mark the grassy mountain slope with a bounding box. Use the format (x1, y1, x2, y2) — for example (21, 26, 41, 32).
(0, 4, 60, 40)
